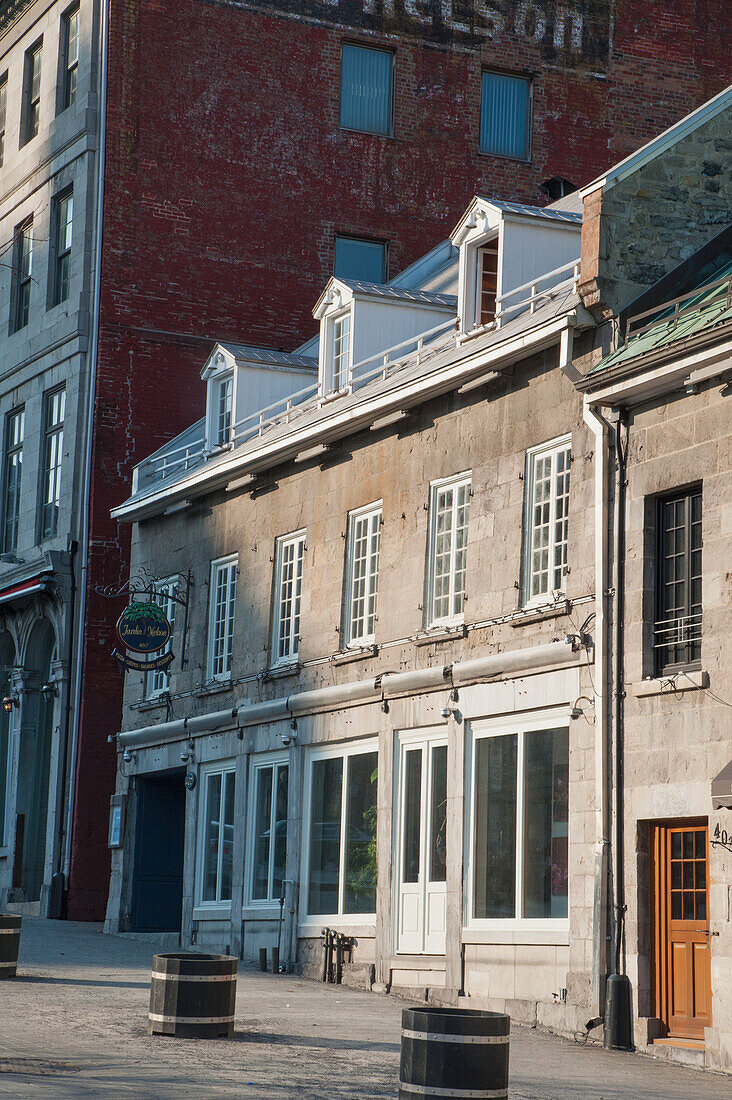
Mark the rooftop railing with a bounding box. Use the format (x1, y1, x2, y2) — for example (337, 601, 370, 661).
(624, 271, 732, 346)
(132, 260, 581, 494)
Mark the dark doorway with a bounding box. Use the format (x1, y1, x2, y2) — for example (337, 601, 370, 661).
(131, 771, 185, 933)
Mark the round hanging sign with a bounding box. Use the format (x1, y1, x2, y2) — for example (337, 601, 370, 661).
(115, 601, 172, 654)
(185, 772, 197, 791)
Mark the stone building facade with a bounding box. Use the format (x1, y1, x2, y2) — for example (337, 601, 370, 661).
(106, 87, 732, 1070)
(0, 0, 729, 931)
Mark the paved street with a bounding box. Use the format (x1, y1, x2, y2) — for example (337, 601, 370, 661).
(0, 918, 728, 1099)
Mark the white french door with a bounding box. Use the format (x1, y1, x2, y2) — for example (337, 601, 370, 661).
(396, 731, 448, 955)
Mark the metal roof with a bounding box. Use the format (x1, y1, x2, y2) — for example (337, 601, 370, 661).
(335, 278, 457, 308)
(476, 199, 583, 225)
(586, 259, 732, 378)
(218, 343, 317, 370)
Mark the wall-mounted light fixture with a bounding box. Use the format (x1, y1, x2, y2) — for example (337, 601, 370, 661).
(2, 693, 19, 713)
(40, 680, 58, 700)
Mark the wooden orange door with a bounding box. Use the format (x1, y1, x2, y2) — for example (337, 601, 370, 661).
(652, 823, 712, 1041)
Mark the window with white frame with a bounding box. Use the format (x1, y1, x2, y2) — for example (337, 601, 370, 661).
(304, 741, 378, 920)
(196, 763, 235, 907)
(331, 313, 350, 392)
(22, 39, 43, 145)
(469, 718, 569, 925)
(272, 531, 305, 666)
(11, 218, 33, 333)
(213, 372, 233, 446)
(39, 385, 65, 540)
(0, 74, 7, 168)
(524, 437, 571, 604)
(248, 754, 289, 904)
(344, 503, 381, 647)
(59, 4, 79, 112)
(426, 474, 471, 626)
(52, 189, 73, 306)
(207, 556, 237, 680)
(145, 578, 177, 698)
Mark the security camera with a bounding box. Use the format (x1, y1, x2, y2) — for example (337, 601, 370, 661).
(123, 749, 133, 763)
(440, 705, 452, 719)
(180, 751, 190, 763)
(281, 731, 296, 747)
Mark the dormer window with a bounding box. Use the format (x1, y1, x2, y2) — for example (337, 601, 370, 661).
(332, 313, 350, 391)
(478, 239, 498, 326)
(213, 371, 233, 446)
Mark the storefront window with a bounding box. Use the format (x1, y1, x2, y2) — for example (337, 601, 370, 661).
(250, 757, 289, 903)
(306, 744, 377, 918)
(472, 725, 568, 923)
(199, 765, 235, 905)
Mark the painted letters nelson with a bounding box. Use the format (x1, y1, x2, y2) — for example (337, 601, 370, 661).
(245, 0, 612, 65)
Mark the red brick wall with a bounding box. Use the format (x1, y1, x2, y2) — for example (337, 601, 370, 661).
(66, 0, 731, 918)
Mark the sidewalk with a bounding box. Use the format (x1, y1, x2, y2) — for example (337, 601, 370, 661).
(0, 918, 728, 1099)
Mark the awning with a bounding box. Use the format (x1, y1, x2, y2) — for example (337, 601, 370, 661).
(0, 577, 49, 606)
(712, 760, 732, 810)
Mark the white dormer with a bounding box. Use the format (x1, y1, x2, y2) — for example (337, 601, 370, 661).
(313, 276, 457, 397)
(451, 197, 582, 335)
(201, 343, 318, 450)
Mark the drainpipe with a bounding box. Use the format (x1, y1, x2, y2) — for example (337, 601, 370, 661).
(603, 409, 632, 1051)
(63, 0, 109, 883)
(582, 401, 611, 1019)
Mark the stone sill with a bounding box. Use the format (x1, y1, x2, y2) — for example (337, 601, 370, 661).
(632, 669, 708, 698)
(332, 645, 378, 666)
(262, 662, 301, 681)
(510, 599, 571, 627)
(132, 696, 169, 713)
(413, 624, 467, 646)
(194, 680, 235, 698)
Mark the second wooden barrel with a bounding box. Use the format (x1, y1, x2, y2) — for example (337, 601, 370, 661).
(148, 952, 237, 1038)
(0, 913, 22, 979)
(400, 1006, 510, 1099)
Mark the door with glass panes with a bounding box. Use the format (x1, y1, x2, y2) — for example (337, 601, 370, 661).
(396, 732, 447, 954)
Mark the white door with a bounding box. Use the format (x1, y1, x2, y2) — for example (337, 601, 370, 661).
(396, 735, 448, 955)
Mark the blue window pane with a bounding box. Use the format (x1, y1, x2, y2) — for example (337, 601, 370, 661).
(341, 44, 393, 136)
(480, 72, 530, 160)
(334, 237, 387, 283)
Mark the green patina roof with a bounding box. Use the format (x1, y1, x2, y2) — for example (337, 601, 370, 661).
(587, 254, 732, 377)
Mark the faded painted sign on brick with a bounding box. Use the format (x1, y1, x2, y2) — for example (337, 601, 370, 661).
(246, 0, 612, 64)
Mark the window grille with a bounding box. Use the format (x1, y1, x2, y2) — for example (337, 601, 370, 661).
(0, 74, 7, 167)
(655, 489, 702, 675)
(207, 557, 237, 680)
(215, 374, 233, 445)
(53, 191, 73, 305)
(12, 219, 33, 332)
(22, 40, 42, 144)
(2, 409, 24, 553)
(273, 532, 305, 665)
(480, 71, 531, 160)
(340, 43, 393, 136)
(427, 475, 471, 625)
(345, 505, 381, 646)
(145, 578, 177, 697)
(524, 439, 571, 603)
(61, 5, 79, 111)
(39, 387, 65, 539)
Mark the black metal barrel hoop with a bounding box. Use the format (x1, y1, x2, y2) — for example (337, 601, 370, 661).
(148, 953, 238, 1038)
(0, 914, 22, 979)
(400, 1006, 510, 1099)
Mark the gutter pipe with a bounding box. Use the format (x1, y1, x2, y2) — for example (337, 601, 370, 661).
(582, 400, 612, 1019)
(117, 636, 581, 751)
(63, 0, 109, 881)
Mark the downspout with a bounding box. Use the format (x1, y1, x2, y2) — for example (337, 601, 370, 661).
(582, 401, 612, 1019)
(612, 413, 628, 976)
(63, 0, 109, 882)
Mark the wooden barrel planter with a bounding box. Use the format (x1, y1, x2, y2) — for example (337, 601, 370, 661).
(148, 953, 237, 1038)
(0, 914, 21, 979)
(400, 1006, 510, 1099)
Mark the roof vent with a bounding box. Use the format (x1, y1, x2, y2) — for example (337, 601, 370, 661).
(540, 177, 578, 202)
